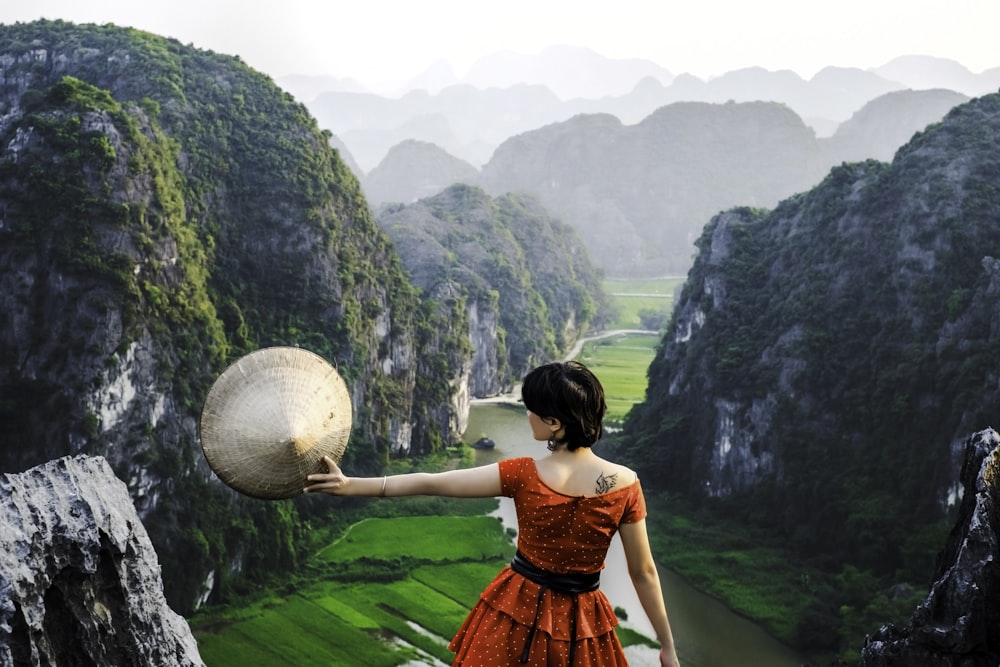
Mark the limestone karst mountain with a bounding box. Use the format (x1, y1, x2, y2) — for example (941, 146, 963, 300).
(871, 55, 1000, 97)
(0, 20, 611, 617)
(617, 89, 1000, 655)
(364, 139, 479, 205)
(459, 44, 675, 100)
(309, 83, 563, 170)
(823, 88, 971, 164)
(293, 52, 995, 174)
(0, 19, 470, 614)
(480, 101, 828, 275)
(375, 184, 604, 395)
(357, 87, 969, 278)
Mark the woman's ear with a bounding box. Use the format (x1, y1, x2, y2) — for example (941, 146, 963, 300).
(543, 416, 562, 433)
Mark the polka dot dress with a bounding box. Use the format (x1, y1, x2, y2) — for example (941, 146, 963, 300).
(449, 457, 646, 666)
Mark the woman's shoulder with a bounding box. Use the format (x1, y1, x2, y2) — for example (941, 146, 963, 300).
(498, 456, 536, 476)
(584, 456, 638, 496)
(594, 457, 638, 484)
(498, 456, 540, 495)
(500, 456, 535, 467)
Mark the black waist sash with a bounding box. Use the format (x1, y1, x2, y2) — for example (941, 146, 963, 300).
(509, 551, 601, 665)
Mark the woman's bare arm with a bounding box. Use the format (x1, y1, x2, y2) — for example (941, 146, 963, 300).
(619, 518, 681, 667)
(304, 455, 502, 498)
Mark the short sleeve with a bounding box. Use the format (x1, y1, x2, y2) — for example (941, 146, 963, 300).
(620, 479, 648, 524)
(497, 457, 533, 498)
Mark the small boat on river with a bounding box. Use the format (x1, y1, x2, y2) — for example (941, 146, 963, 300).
(472, 437, 496, 450)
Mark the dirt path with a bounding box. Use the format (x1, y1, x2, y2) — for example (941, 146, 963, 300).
(561, 328, 656, 361)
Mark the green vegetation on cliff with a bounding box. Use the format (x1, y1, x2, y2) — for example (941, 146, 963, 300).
(617, 91, 1000, 659)
(0, 20, 467, 613)
(376, 184, 606, 386)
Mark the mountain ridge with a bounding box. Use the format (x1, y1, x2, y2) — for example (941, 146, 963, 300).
(358, 88, 971, 279)
(297, 52, 996, 177)
(279, 49, 997, 101)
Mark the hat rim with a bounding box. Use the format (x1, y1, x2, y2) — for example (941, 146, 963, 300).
(199, 346, 352, 500)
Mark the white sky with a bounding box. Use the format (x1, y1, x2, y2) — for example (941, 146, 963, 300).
(1, 0, 998, 86)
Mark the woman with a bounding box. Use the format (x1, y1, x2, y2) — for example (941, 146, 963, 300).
(305, 361, 681, 667)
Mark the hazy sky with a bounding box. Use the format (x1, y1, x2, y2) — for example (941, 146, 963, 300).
(1, 0, 997, 87)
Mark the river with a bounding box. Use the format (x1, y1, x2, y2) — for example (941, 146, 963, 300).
(465, 402, 808, 667)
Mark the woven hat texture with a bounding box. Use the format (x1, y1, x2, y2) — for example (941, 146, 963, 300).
(200, 347, 352, 499)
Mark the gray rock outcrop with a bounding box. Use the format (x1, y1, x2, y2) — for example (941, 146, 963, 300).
(0, 455, 203, 667)
(860, 429, 1000, 666)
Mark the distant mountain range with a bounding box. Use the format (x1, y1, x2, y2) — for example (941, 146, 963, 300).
(284, 45, 676, 101)
(280, 47, 1000, 103)
(358, 89, 969, 276)
(277, 48, 994, 278)
(281, 51, 999, 173)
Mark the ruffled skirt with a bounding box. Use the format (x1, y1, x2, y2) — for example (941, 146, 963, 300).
(449, 566, 629, 666)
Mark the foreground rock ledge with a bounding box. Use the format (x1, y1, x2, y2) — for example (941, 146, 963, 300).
(0, 455, 203, 667)
(860, 428, 1000, 667)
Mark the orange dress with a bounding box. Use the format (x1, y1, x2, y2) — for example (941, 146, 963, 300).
(449, 456, 647, 666)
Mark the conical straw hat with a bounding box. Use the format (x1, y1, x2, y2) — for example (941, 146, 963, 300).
(199, 346, 352, 500)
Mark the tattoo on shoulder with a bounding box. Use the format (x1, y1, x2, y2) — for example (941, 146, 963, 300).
(595, 471, 619, 494)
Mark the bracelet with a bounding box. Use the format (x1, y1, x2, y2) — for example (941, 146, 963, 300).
(379, 475, 388, 498)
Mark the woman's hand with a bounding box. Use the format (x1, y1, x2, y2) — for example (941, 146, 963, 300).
(303, 455, 349, 494)
(660, 647, 680, 667)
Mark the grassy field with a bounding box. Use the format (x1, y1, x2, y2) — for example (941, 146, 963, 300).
(315, 515, 512, 563)
(550, 275, 685, 421)
(603, 276, 685, 330)
(192, 514, 515, 666)
(574, 332, 660, 421)
(646, 505, 814, 645)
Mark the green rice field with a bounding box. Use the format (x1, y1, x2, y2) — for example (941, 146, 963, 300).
(315, 515, 512, 563)
(575, 332, 660, 421)
(193, 516, 515, 666)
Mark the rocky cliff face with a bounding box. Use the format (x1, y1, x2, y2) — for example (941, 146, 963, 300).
(620, 91, 1000, 592)
(0, 20, 471, 613)
(467, 296, 503, 396)
(0, 455, 203, 667)
(860, 429, 1000, 666)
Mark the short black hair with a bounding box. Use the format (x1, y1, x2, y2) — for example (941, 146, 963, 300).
(521, 361, 607, 451)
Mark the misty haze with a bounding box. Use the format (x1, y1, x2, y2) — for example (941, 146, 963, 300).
(3, 16, 1000, 667)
